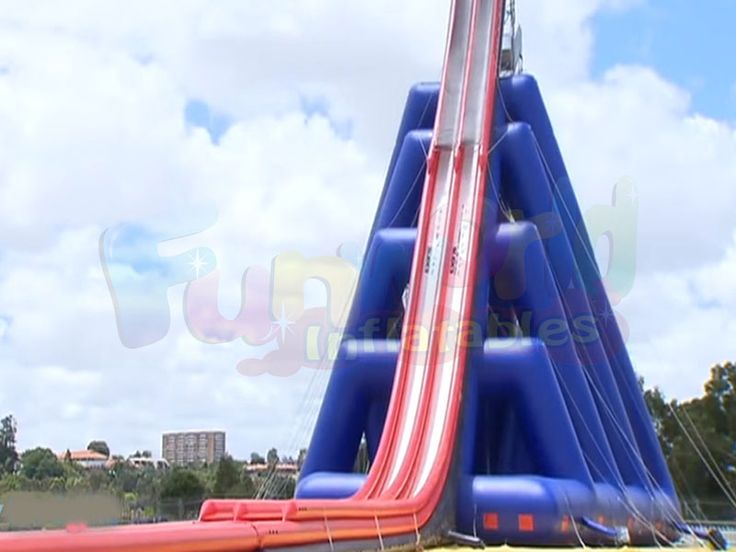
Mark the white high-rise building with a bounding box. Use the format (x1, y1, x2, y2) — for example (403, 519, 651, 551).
(162, 430, 226, 466)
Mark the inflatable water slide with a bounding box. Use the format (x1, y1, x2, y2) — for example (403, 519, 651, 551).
(0, 0, 699, 550)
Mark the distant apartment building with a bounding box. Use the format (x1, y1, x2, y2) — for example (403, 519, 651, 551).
(161, 430, 226, 466)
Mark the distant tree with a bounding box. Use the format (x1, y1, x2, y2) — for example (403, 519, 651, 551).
(0, 473, 22, 494)
(212, 455, 240, 498)
(297, 448, 307, 470)
(134, 466, 162, 508)
(61, 456, 84, 485)
(63, 449, 72, 463)
(250, 452, 265, 465)
(238, 473, 256, 498)
(160, 468, 205, 501)
(269, 475, 295, 499)
(20, 447, 64, 480)
(110, 459, 140, 494)
(642, 364, 736, 518)
(0, 414, 19, 475)
(87, 440, 110, 458)
(86, 468, 112, 492)
(132, 450, 153, 459)
(643, 383, 673, 453)
(281, 476, 295, 498)
(267, 448, 279, 468)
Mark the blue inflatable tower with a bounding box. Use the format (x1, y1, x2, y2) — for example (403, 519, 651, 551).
(296, 74, 682, 546)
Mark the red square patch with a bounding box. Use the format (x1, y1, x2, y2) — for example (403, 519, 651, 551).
(518, 514, 535, 532)
(483, 513, 499, 530)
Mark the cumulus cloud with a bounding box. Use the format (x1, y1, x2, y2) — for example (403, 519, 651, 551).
(0, 0, 733, 460)
(549, 65, 736, 271)
(621, 233, 736, 396)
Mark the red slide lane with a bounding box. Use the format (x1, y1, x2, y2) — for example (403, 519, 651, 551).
(370, 0, 481, 501)
(384, 0, 498, 501)
(403, 0, 501, 500)
(0, 1, 505, 550)
(353, 0, 472, 501)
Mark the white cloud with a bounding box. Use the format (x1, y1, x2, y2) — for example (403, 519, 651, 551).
(0, 2, 388, 456)
(618, 234, 736, 397)
(0, 0, 733, 461)
(548, 65, 736, 272)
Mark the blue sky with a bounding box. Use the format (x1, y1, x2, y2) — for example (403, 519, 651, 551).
(184, 99, 234, 144)
(185, 96, 353, 144)
(592, 0, 736, 121)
